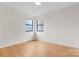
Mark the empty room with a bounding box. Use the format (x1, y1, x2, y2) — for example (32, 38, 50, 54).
(0, 2, 79, 57)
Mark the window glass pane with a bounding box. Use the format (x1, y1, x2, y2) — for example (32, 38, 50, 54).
(38, 19, 43, 26)
(37, 19, 43, 32)
(24, 18, 33, 32)
(37, 26, 43, 31)
(25, 19, 33, 25)
(25, 26, 32, 30)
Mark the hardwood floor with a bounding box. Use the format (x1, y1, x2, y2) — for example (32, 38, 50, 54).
(0, 40, 79, 57)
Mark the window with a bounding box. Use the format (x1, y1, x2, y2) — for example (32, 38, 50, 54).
(24, 18, 33, 32)
(37, 19, 43, 32)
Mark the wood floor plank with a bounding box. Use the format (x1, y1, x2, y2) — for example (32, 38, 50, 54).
(0, 40, 79, 57)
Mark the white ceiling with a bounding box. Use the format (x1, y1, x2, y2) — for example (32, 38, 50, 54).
(0, 2, 78, 17)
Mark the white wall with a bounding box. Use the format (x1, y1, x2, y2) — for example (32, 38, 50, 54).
(0, 5, 33, 48)
(37, 4, 79, 48)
